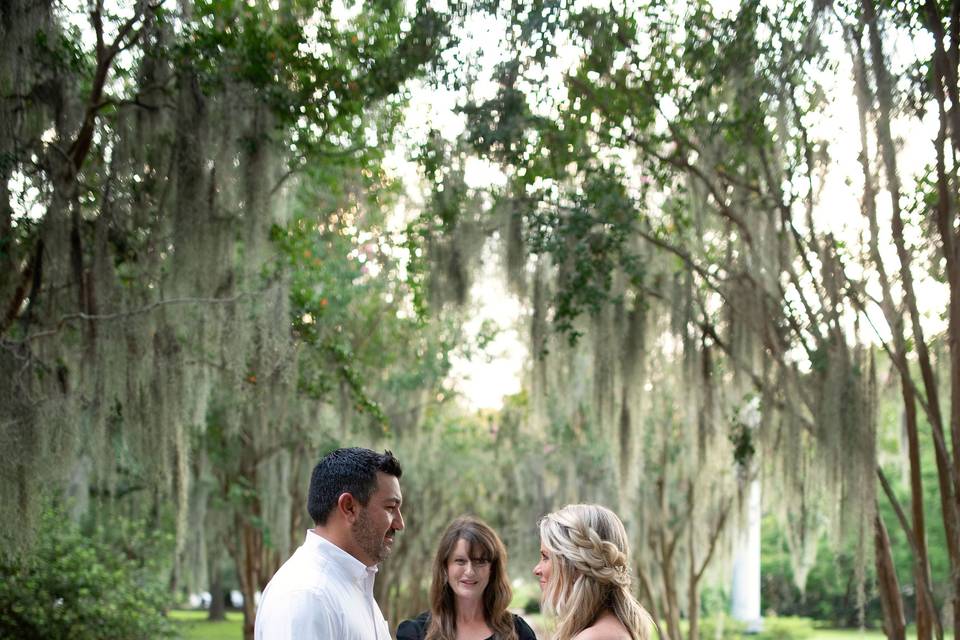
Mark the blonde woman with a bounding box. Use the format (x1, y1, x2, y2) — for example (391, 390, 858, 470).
(533, 504, 653, 640)
(397, 516, 537, 640)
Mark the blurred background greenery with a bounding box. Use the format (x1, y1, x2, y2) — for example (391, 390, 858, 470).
(2, 0, 958, 639)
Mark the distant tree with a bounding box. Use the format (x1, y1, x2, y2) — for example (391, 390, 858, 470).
(438, 0, 958, 637)
(0, 1, 457, 638)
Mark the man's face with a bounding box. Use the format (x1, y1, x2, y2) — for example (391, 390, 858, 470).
(352, 472, 404, 566)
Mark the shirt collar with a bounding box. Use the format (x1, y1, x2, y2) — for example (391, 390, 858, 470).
(306, 529, 379, 582)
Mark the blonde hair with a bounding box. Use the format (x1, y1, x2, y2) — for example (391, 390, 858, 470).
(539, 504, 653, 640)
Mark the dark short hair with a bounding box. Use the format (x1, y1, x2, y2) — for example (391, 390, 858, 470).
(307, 447, 402, 525)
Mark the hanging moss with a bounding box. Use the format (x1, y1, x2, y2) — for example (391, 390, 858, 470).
(503, 202, 528, 297)
(0, 11, 298, 589)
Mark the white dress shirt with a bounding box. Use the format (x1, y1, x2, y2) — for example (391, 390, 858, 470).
(254, 530, 391, 640)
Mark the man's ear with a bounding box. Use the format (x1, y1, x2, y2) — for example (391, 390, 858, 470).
(337, 492, 359, 523)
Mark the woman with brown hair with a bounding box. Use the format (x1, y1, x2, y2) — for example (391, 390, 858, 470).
(397, 516, 537, 640)
(533, 504, 653, 640)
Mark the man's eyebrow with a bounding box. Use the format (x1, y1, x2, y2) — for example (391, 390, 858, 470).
(384, 496, 402, 504)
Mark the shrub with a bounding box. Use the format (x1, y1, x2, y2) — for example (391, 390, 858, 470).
(756, 616, 815, 640)
(523, 596, 541, 614)
(696, 614, 816, 640)
(697, 614, 747, 639)
(0, 508, 175, 639)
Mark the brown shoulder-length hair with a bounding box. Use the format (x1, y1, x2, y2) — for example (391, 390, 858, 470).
(425, 516, 518, 640)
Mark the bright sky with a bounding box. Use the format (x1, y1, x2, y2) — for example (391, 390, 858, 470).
(446, 248, 527, 411)
(384, 142, 527, 411)
(807, 20, 947, 344)
(381, 5, 529, 411)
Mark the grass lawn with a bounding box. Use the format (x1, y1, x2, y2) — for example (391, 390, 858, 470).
(761, 616, 953, 640)
(169, 609, 244, 640)
(805, 630, 951, 639)
(167, 610, 952, 639)
(801, 630, 893, 639)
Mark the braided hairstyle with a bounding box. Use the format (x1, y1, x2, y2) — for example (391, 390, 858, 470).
(539, 504, 652, 640)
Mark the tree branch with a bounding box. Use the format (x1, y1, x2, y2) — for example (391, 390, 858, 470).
(694, 495, 733, 584)
(14, 293, 247, 343)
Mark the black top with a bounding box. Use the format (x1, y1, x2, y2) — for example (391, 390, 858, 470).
(396, 611, 537, 640)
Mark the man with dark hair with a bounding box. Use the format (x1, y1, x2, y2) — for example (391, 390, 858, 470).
(255, 447, 404, 639)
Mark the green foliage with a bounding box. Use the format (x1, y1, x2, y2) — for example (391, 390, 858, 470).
(34, 25, 90, 75)
(274, 164, 454, 428)
(696, 615, 748, 639)
(462, 62, 535, 166)
(522, 597, 541, 615)
(181, 0, 452, 164)
(0, 508, 175, 640)
(537, 170, 645, 343)
(761, 513, 883, 628)
(697, 615, 856, 640)
(729, 405, 757, 470)
(7, 0, 957, 634)
(760, 373, 952, 628)
(456, 0, 825, 345)
(757, 616, 817, 639)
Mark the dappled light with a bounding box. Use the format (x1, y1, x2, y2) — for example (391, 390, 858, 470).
(1, 1, 958, 639)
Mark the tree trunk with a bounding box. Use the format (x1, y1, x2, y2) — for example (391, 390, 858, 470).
(660, 549, 682, 640)
(921, 6, 960, 636)
(862, 4, 960, 639)
(237, 510, 265, 640)
(239, 537, 257, 640)
(687, 481, 700, 640)
(229, 467, 265, 640)
(687, 578, 701, 640)
(637, 563, 662, 627)
(905, 390, 934, 640)
(874, 511, 905, 640)
(849, 20, 941, 638)
(208, 564, 226, 622)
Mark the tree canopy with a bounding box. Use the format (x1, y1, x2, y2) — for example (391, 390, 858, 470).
(2, 1, 959, 639)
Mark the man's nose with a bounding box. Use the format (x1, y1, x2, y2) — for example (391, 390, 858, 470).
(394, 509, 405, 530)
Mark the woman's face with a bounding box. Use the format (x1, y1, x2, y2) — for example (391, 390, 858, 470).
(532, 540, 552, 591)
(446, 538, 491, 601)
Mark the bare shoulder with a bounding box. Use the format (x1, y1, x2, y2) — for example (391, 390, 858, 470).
(572, 613, 632, 640)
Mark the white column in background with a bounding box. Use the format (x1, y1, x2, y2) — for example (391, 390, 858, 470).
(731, 478, 763, 632)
